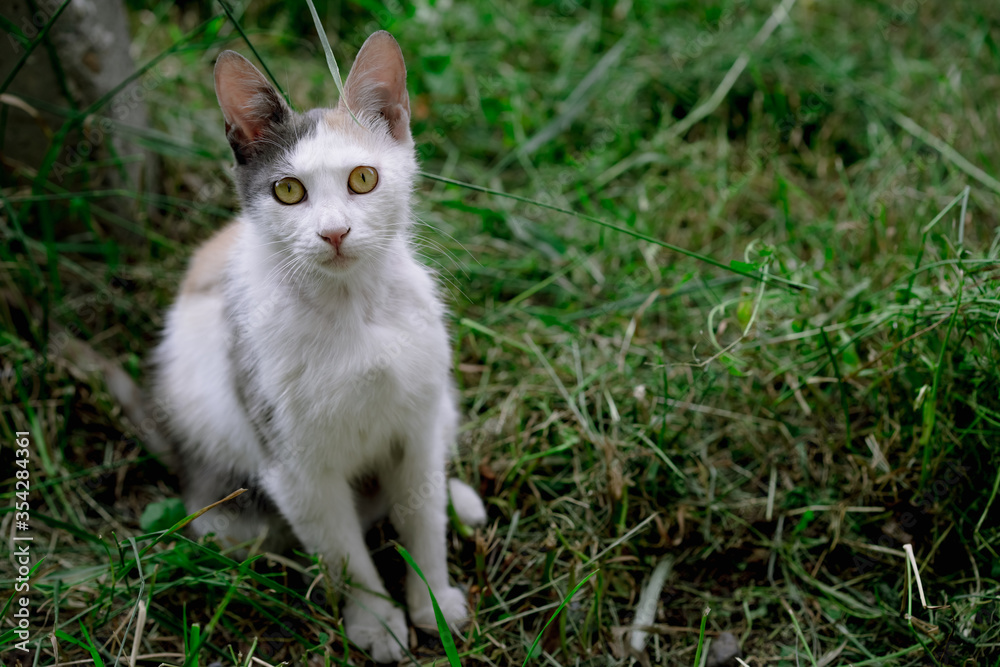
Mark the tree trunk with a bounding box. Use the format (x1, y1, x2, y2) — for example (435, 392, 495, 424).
(1, 0, 156, 234)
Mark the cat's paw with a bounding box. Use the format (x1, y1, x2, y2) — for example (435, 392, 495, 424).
(409, 585, 470, 632)
(449, 478, 487, 527)
(343, 595, 408, 664)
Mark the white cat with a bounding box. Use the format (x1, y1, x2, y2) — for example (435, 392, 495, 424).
(151, 31, 486, 663)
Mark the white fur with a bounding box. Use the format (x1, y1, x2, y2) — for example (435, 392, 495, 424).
(154, 41, 485, 662)
(450, 478, 488, 526)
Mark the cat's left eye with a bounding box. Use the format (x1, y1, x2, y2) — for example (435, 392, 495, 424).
(348, 166, 378, 194)
(274, 177, 306, 204)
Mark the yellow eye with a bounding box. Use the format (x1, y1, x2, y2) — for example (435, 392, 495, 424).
(348, 166, 378, 194)
(274, 177, 306, 204)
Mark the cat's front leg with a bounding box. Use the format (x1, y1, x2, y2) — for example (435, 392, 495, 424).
(261, 461, 408, 662)
(385, 420, 470, 632)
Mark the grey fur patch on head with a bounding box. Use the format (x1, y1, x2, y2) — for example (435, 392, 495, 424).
(230, 110, 324, 207)
(214, 50, 326, 206)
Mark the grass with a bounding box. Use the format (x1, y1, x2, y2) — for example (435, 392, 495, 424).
(2, 0, 1000, 664)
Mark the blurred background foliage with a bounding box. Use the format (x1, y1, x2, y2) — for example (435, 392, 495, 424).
(1, 0, 999, 664)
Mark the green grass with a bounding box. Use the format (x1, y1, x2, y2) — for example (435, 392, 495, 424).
(2, 0, 1000, 665)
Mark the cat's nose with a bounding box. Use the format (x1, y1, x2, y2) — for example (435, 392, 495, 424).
(319, 227, 351, 251)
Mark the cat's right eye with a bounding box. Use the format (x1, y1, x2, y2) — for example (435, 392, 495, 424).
(274, 177, 306, 205)
(348, 166, 378, 194)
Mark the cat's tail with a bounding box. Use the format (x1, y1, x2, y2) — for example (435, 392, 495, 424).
(62, 337, 178, 470)
(448, 478, 487, 527)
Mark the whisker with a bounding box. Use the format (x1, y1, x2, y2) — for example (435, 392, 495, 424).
(369, 245, 472, 303)
(413, 217, 483, 268)
(411, 235, 472, 280)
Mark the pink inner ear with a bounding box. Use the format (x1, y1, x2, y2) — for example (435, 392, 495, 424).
(340, 32, 411, 140)
(218, 79, 261, 139)
(215, 51, 284, 143)
(381, 103, 410, 142)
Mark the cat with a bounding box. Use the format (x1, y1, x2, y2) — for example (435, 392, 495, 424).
(149, 31, 486, 663)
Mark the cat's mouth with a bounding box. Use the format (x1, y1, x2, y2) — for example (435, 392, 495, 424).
(319, 252, 358, 270)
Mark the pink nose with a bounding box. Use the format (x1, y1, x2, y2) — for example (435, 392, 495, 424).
(319, 227, 350, 251)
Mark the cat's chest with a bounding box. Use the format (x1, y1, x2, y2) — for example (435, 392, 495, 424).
(251, 302, 446, 419)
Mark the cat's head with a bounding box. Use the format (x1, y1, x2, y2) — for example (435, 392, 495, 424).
(214, 31, 417, 277)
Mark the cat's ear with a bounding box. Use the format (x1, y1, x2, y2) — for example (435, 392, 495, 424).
(214, 51, 290, 163)
(339, 31, 411, 142)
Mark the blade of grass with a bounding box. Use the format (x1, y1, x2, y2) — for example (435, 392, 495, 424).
(666, 0, 798, 139)
(520, 568, 598, 665)
(781, 599, 818, 667)
(890, 111, 1000, 196)
(692, 607, 710, 667)
(186, 622, 201, 667)
(396, 544, 462, 667)
(304, 0, 350, 117)
(421, 171, 814, 292)
(491, 33, 631, 174)
(919, 274, 964, 483)
(0, 0, 73, 95)
(80, 623, 107, 667)
(111, 537, 146, 667)
(184, 565, 243, 665)
(217, 0, 291, 106)
(0, 14, 28, 45)
(819, 327, 852, 449)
